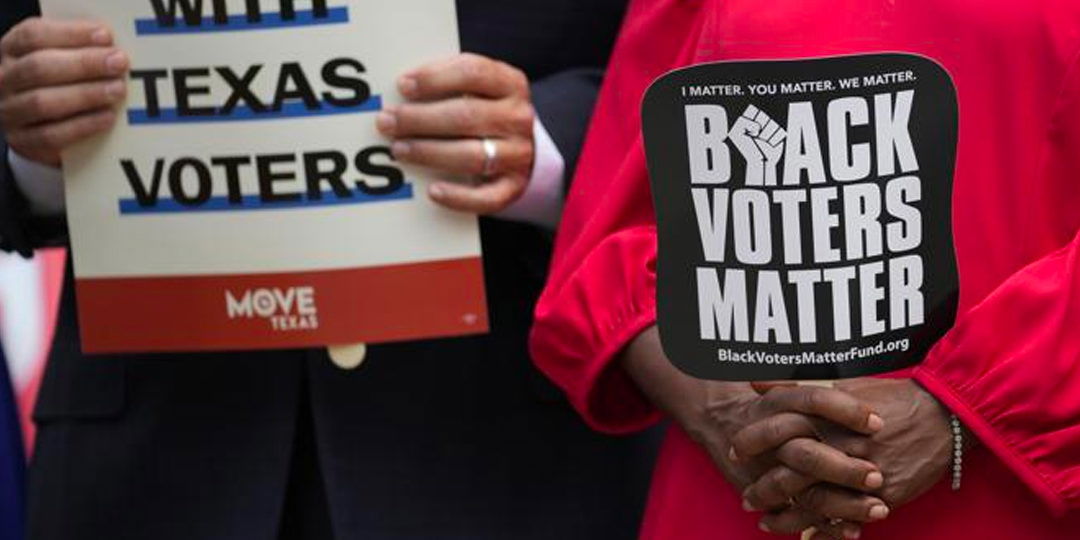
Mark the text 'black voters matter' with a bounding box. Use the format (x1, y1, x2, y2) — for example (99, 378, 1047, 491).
(642, 53, 960, 381)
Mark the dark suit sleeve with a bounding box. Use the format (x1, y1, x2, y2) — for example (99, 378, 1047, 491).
(0, 141, 68, 258)
(529, 68, 604, 186)
(1, 0, 38, 38)
(0, 2, 68, 258)
(0, 142, 34, 257)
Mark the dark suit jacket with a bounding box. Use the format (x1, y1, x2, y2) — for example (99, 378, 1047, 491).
(0, 2, 658, 540)
(0, 343, 25, 540)
(0, 0, 34, 43)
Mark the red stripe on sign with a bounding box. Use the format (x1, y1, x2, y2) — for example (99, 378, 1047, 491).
(74, 258, 488, 354)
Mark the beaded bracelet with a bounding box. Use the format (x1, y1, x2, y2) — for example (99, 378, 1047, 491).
(950, 414, 963, 491)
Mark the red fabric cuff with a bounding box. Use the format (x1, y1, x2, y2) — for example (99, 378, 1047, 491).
(914, 362, 1069, 516)
(530, 226, 664, 435)
(577, 297, 664, 435)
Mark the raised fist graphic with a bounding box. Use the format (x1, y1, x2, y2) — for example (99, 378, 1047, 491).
(729, 105, 786, 186)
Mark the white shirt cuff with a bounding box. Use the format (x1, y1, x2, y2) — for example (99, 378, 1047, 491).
(8, 149, 65, 216)
(494, 118, 565, 229)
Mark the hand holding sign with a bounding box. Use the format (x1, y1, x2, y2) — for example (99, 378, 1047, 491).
(33, 1, 486, 354)
(378, 53, 535, 214)
(0, 18, 128, 167)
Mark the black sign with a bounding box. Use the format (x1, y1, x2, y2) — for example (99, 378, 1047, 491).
(642, 53, 959, 381)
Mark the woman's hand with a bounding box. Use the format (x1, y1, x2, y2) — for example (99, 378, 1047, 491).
(834, 378, 953, 506)
(742, 378, 954, 539)
(620, 327, 887, 538)
(0, 18, 128, 167)
(376, 53, 535, 214)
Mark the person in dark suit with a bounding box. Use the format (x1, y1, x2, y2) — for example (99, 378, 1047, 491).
(0, 341, 25, 540)
(0, 2, 658, 539)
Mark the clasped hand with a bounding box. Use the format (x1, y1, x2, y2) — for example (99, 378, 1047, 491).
(623, 328, 955, 540)
(731, 378, 953, 539)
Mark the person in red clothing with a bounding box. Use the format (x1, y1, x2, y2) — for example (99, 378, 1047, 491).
(531, 0, 1080, 538)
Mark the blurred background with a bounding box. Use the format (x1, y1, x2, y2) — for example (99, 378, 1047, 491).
(1, 248, 65, 540)
(1, 248, 65, 448)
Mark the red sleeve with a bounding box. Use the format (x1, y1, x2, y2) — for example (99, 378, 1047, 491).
(528, 0, 708, 434)
(913, 51, 1080, 515)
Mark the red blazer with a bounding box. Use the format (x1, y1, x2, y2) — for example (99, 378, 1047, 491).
(531, 0, 1080, 538)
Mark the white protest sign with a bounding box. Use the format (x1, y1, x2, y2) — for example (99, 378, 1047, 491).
(39, 0, 488, 353)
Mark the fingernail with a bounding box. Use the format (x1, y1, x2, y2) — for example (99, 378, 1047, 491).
(376, 111, 397, 135)
(728, 446, 739, 463)
(758, 522, 771, 533)
(868, 504, 890, 521)
(844, 526, 862, 539)
(391, 141, 411, 158)
(867, 414, 884, 432)
(105, 51, 128, 75)
(741, 499, 755, 512)
(91, 28, 111, 45)
(429, 183, 445, 199)
(104, 80, 126, 101)
(398, 77, 418, 97)
(864, 471, 884, 489)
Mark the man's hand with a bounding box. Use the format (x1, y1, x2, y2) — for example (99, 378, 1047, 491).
(0, 18, 128, 167)
(742, 378, 953, 539)
(620, 327, 887, 538)
(376, 53, 535, 214)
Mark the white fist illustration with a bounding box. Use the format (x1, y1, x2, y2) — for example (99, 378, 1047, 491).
(729, 105, 786, 186)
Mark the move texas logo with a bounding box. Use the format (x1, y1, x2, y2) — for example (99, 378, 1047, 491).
(226, 286, 320, 332)
(642, 53, 960, 381)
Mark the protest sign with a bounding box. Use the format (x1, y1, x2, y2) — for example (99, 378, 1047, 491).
(642, 54, 959, 380)
(39, 0, 487, 354)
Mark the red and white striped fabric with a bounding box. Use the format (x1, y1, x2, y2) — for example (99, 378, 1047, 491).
(0, 249, 66, 453)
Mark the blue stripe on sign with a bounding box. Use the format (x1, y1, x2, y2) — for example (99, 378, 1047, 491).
(135, 7, 349, 35)
(127, 96, 382, 125)
(118, 183, 413, 215)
